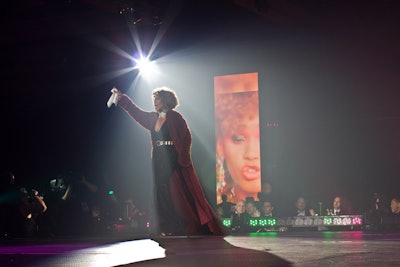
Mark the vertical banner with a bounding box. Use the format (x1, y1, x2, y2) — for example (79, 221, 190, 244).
(214, 72, 261, 204)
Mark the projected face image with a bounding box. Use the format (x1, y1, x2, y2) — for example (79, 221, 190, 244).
(218, 114, 261, 202)
(215, 72, 261, 204)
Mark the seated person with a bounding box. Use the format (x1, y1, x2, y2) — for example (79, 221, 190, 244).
(124, 197, 146, 231)
(294, 196, 315, 217)
(327, 196, 352, 215)
(372, 196, 400, 230)
(261, 200, 275, 217)
(390, 197, 400, 228)
(231, 200, 246, 232)
(243, 199, 261, 232)
(390, 197, 400, 215)
(259, 200, 277, 232)
(327, 196, 345, 215)
(257, 182, 273, 203)
(216, 194, 234, 218)
(365, 193, 390, 230)
(332, 196, 342, 215)
(245, 198, 261, 218)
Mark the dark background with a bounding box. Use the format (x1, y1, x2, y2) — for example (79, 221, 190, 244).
(2, 0, 400, 214)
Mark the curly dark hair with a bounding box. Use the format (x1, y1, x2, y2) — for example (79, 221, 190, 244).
(152, 87, 179, 110)
(215, 91, 259, 137)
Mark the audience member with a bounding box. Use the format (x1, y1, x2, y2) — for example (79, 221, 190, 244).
(86, 204, 107, 235)
(5, 168, 399, 235)
(17, 188, 47, 237)
(327, 196, 350, 215)
(243, 198, 261, 232)
(294, 196, 315, 217)
(231, 200, 246, 232)
(390, 197, 400, 214)
(244, 198, 261, 218)
(124, 197, 147, 232)
(364, 193, 389, 230)
(256, 182, 275, 212)
(61, 173, 98, 202)
(217, 194, 235, 218)
(257, 182, 273, 203)
(261, 200, 275, 217)
(332, 196, 342, 215)
(389, 196, 400, 229)
(59, 172, 100, 235)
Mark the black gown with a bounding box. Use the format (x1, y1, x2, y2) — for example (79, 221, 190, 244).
(118, 94, 225, 235)
(151, 123, 186, 234)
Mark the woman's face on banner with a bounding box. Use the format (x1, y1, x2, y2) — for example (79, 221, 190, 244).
(219, 114, 261, 196)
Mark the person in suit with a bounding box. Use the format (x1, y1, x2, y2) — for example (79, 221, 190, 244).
(294, 196, 315, 217)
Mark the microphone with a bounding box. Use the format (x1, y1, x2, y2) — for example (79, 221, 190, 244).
(107, 87, 119, 108)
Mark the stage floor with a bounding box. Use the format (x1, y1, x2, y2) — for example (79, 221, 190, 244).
(1, 231, 399, 266)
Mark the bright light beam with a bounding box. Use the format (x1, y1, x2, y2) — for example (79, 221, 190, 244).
(148, 2, 183, 58)
(91, 37, 134, 61)
(134, 55, 158, 80)
(89, 1, 182, 92)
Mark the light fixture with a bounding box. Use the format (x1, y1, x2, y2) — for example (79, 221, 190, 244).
(152, 15, 163, 26)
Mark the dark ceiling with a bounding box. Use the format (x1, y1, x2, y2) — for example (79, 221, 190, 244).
(3, 0, 399, 76)
(4, 0, 399, 43)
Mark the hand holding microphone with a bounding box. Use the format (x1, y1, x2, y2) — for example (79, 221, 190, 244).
(107, 87, 121, 108)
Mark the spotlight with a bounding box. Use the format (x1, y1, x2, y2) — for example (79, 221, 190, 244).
(119, 7, 143, 24)
(134, 55, 157, 79)
(131, 10, 143, 25)
(152, 15, 163, 26)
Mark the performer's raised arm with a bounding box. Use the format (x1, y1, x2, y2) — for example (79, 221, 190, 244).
(108, 88, 157, 131)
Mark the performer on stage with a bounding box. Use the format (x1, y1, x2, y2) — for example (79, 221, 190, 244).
(108, 87, 223, 236)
